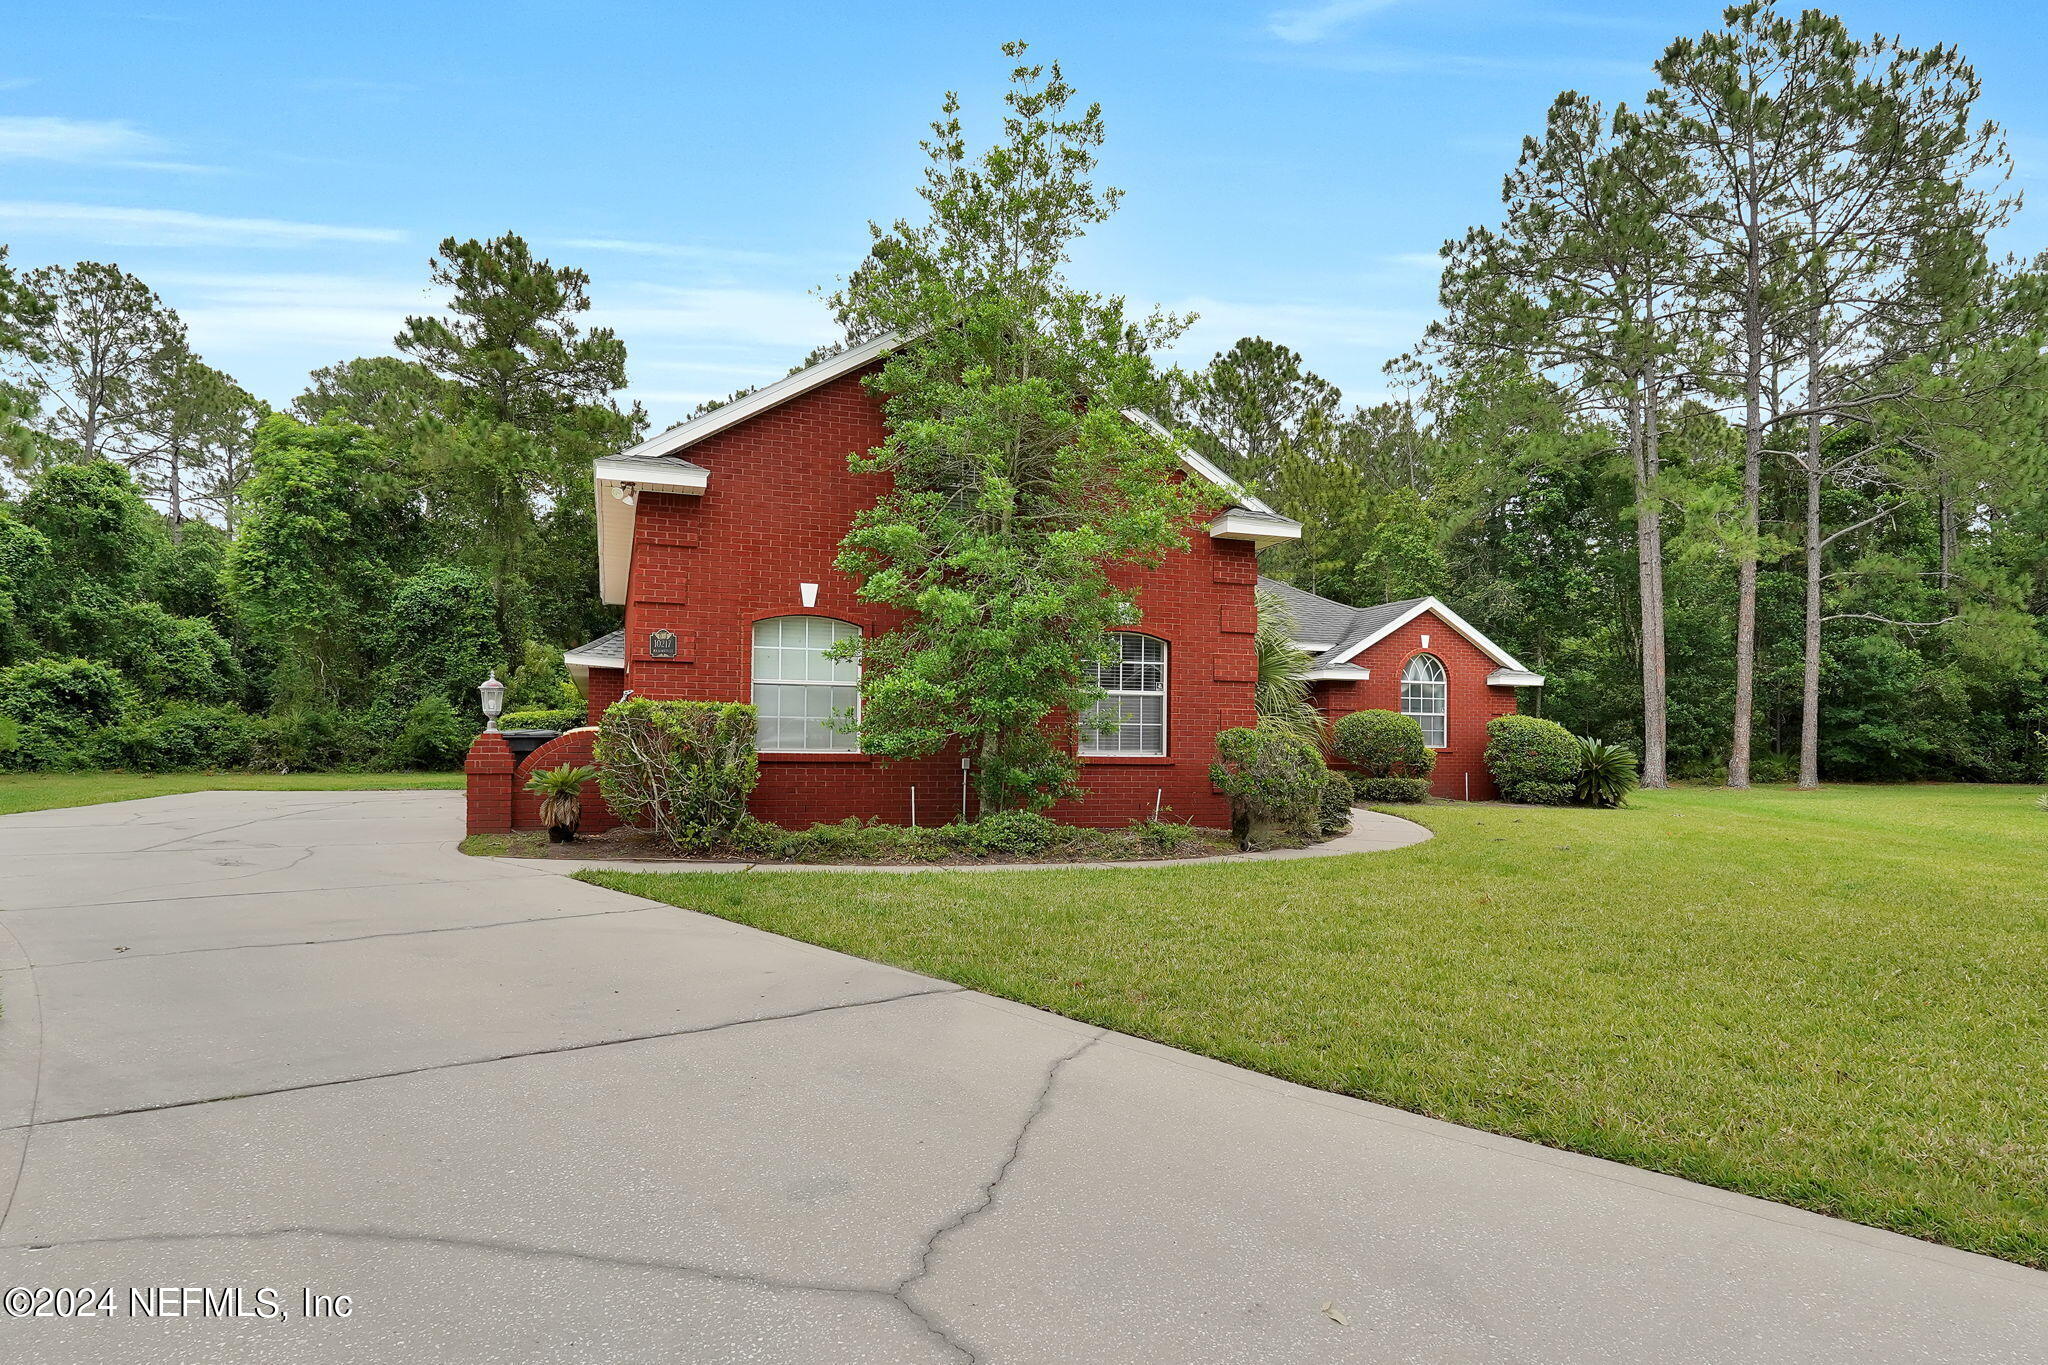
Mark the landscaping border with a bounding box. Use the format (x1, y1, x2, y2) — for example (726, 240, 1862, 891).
(502, 806, 1430, 874)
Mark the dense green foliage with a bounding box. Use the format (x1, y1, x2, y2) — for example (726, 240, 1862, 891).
(593, 698, 759, 852)
(0, 233, 641, 773)
(1485, 714, 1583, 805)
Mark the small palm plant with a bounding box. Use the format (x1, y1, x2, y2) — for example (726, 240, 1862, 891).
(526, 763, 599, 842)
(1253, 590, 1326, 750)
(1573, 737, 1639, 809)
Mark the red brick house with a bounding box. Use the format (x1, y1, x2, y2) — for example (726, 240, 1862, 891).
(465, 336, 1542, 835)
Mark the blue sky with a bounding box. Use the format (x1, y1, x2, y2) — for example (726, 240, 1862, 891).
(7, 0, 2048, 428)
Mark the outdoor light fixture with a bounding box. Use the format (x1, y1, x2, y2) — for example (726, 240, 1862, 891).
(478, 671, 506, 732)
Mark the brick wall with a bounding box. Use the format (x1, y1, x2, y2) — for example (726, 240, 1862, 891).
(510, 728, 621, 834)
(585, 667, 625, 719)
(602, 365, 1255, 830)
(1312, 608, 1522, 801)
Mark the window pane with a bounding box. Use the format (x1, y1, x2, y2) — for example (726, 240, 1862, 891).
(1080, 636, 1167, 756)
(752, 618, 861, 751)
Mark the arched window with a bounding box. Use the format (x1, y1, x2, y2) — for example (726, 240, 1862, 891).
(1081, 633, 1167, 757)
(1401, 654, 1448, 748)
(752, 617, 860, 752)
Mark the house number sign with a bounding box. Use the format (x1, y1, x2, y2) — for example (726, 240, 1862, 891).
(648, 629, 678, 659)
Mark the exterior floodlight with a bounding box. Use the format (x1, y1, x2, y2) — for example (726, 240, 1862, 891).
(478, 671, 507, 732)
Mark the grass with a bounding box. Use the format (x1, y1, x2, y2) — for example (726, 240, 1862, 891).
(460, 829, 549, 858)
(582, 783, 2048, 1267)
(0, 770, 465, 818)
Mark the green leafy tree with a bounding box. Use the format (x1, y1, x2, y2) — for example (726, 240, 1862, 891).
(380, 561, 502, 710)
(1174, 337, 1339, 492)
(8, 262, 183, 470)
(131, 339, 263, 532)
(226, 414, 412, 709)
(828, 44, 1212, 811)
(393, 234, 642, 649)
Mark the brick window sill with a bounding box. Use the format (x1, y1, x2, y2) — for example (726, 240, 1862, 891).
(757, 752, 871, 764)
(1079, 756, 1177, 767)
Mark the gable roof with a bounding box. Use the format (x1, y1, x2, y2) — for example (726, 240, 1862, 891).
(607, 331, 1280, 513)
(1257, 576, 1544, 686)
(592, 333, 1300, 602)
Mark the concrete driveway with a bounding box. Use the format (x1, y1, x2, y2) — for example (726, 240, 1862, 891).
(0, 791, 2042, 1363)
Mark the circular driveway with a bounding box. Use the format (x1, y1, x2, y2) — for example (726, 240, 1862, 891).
(0, 791, 2041, 1362)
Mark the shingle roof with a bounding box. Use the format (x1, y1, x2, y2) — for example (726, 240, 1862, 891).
(1257, 577, 1429, 662)
(564, 629, 626, 665)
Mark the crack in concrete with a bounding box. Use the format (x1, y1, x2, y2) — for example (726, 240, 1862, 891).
(0, 1028, 1105, 1365)
(887, 1031, 1106, 1362)
(32, 904, 667, 968)
(4, 984, 966, 1134)
(0, 915, 46, 1243)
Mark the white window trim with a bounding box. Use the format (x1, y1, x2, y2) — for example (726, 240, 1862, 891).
(1080, 633, 1169, 758)
(751, 617, 863, 754)
(1401, 653, 1449, 750)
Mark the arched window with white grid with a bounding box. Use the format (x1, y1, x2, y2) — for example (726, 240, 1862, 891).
(1401, 653, 1447, 748)
(1080, 632, 1167, 757)
(752, 616, 861, 752)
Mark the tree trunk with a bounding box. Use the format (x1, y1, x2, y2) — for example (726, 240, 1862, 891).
(167, 442, 184, 540)
(1635, 378, 1670, 788)
(1798, 455, 1823, 790)
(1938, 480, 1958, 591)
(1728, 214, 1765, 790)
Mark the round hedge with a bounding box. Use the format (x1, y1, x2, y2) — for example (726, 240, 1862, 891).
(1332, 708, 1436, 778)
(1484, 713, 1580, 804)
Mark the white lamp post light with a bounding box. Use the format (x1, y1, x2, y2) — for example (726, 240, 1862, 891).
(478, 671, 507, 732)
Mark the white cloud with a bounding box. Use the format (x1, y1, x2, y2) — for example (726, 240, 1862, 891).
(153, 270, 429, 356)
(0, 202, 403, 246)
(596, 285, 837, 351)
(1267, 0, 1405, 44)
(558, 236, 808, 269)
(0, 115, 212, 172)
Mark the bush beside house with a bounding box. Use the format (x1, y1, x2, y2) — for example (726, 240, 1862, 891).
(1485, 714, 1588, 806)
(1333, 708, 1436, 804)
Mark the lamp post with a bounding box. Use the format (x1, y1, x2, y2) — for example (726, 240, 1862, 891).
(478, 671, 506, 733)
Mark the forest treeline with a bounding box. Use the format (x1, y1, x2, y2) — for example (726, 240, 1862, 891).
(0, 3, 2043, 783)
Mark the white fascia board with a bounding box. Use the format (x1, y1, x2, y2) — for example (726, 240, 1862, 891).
(1209, 509, 1302, 548)
(1488, 668, 1546, 687)
(1326, 597, 1532, 673)
(593, 458, 709, 492)
(563, 650, 625, 672)
(614, 332, 904, 462)
(1290, 641, 1335, 653)
(1305, 667, 1371, 682)
(1120, 407, 1277, 513)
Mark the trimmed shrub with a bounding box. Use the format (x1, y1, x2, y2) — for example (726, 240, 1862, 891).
(1332, 708, 1436, 778)
(595, 698, 759, 852)
(1484, 714, 1582, 805)
(1211, 724, 1328, 849)
(1352, 775, 1431, 804)
(387, 696, 475, 771)
(1573, 736, 1639, 808)
(1317, 773, 1354, 835)
(500, 707, 584, 732)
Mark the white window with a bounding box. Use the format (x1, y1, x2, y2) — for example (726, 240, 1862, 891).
(752, 616, 861, 752)
(1080, 633, 1167, 757)
(1401, 653, 1448, 748)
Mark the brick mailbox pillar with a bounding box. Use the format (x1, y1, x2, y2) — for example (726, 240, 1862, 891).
(464, 730, 517, 834)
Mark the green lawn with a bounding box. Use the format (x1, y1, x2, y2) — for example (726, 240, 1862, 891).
(583, 784, 2048, 1267)
(0, 770, 466, 818)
